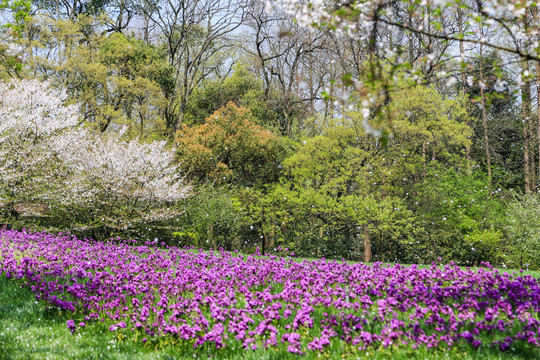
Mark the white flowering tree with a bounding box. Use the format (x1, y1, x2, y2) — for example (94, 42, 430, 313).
(52, 128, 190, 239)
(0, 78, 189, 239)
(0, 79, 78, 220)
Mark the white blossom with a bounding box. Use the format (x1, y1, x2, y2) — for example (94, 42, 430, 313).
(54, 128, 189, 205)
(0, 79, 78, 138)
(493, 79, 507, 92)
(0, 79, 79, 208)
(361, 108, 370, 119)
(0, 79, 189, 230)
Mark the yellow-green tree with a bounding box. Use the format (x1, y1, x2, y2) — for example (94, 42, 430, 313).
(256, 85, 473, 261)
(23, 16, 173, 137)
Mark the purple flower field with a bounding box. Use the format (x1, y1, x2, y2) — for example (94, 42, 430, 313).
(0, 228, 539, 355)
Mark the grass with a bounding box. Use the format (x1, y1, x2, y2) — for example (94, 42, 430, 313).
(1, 243, 539, 360)
(0, 275, 153, 360)
(1, 271, 539, 359)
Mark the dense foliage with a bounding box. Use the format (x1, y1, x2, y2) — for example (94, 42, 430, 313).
(0, 0, 539, 271)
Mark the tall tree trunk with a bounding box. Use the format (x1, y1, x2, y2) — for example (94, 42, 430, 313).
(318, 220, 324, 258)
(208, 225, 216, 250)
(458, 6, 472, 173)
(281, 214, 288, 237)
(479, 44, 492, 197)
(524, 60, 536, 191)
(268, 222, 276, 250)
(422, 142, 426, 177)
(537, 62, 540, 186)
(522, 60, 532, 193)
(364, 225, 372, 263)
(530, 96, 536, 192)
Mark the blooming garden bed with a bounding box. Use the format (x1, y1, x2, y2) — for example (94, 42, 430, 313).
(0, 229, 539, 358)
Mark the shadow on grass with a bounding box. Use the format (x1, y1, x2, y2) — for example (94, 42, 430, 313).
(0, 275, 151, 360)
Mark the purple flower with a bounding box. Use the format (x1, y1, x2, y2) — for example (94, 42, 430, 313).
(66, 319, 76, 333)
(0, 228, 538, 355)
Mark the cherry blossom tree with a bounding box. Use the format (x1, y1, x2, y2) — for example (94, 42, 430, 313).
(52, 127, 190, 239)
(0, 79, 78, 220)
(270, 1, 540, 62)
(0, 78, 189, 239)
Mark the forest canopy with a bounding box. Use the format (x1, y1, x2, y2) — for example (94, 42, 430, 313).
(0, 0, 539, 269)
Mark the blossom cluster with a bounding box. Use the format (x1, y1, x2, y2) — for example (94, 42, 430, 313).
(0, 79, 78, 138)
(0, 79, 80, 206)
(0, 229, 539, 354)
(0, 79, 188, 232)
(53, 127, 188, 205)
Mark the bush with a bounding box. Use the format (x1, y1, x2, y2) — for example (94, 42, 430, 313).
(505, 193, 540, 270)
(175, 186, 252, 250)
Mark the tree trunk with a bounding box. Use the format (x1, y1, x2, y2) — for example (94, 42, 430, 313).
(280, 214, 288, 236)
(527, 62, 536, 191)
(208, 225, 216, 249)
(537, 62, 540, 187)
(268, 222, 275, 250)
(364, 225, 372, 263)
(530, 108, 536, 192)
(479, 44, 492, 197)
(422, 142, 426, 177)
(458, 7, 472, 173)
(522, 60, 532, 193)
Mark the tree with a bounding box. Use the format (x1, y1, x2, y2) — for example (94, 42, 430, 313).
(32, 0, 114, 20)
(0, 79, 78, 221)
(257, 126, 417, 261)
(0, 78, 189, 240)
(412, 168, 505, 266)
(0, 0, 31, 77)
(0, 0, 31, 31)
(176, 186, 250, 250)
(25, 19, 174, 137)
(460, 51, 520, 190)
(183, 65, 266, 126)
(254, 84, 473, 261)
(51, 127, 190, 239)
(176, 102, 289, 187)
(383, 85, 472, 182)
(270, 0, 540, 137)
(140, 0, 246, 137)
(245, 0, 331, 136)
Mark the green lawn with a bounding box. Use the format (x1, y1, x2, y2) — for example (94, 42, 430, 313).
(1, 274, 539, 360)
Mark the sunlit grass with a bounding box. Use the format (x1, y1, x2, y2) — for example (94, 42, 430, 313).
(1, 265, 539, 359)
